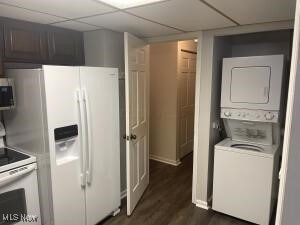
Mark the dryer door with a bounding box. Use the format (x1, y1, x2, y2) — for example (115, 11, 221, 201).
(230, 66, 270, 104)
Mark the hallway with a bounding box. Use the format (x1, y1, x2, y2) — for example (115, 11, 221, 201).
(100, 154, 253, 225)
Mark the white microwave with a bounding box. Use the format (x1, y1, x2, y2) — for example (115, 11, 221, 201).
(221, 55, 284, 111)
(0, 78, 15, 110)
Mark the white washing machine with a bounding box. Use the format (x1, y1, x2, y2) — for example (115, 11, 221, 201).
(212, 55, 284, 225)
(213, 138, 279, 225)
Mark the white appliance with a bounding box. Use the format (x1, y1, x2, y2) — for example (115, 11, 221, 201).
(221, 55, 284, 111)
(0, 122, 41, 225)
(213, 55, 284, 225)
(213, 139, 279, 225)
(3, 66, 121, 225)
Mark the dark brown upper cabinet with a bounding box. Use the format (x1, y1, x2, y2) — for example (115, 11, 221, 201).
(47, 27, 84, 65)
(3, 19, 47, 62)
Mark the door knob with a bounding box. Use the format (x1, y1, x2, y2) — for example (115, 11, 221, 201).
(130, 134, 137, 140)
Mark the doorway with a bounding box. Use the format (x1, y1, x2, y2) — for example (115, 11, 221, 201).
(123, 33, 198, 216)
(149, 39, 198, 165)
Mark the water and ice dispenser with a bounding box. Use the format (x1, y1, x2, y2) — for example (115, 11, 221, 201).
(54, 125, 79, 165)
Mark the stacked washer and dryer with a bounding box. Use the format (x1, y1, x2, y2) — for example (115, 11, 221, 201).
(212, 55, 285, 225)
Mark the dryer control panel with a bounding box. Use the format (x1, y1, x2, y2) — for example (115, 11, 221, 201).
(221, 108, 279, 123)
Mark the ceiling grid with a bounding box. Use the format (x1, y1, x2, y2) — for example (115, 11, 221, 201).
(0, 0, 295, 36)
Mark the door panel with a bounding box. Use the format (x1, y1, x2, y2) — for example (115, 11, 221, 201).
(178, 50, 197, 158)
(42, 66, 85, 225)
(125, 32, 149, 216)
(231, 67, 270, 103)
(79, 67, 120, 225)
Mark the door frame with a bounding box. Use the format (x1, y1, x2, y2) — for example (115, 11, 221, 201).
(275, 0, 300, 224)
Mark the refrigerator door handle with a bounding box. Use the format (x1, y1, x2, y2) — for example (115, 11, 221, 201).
(82, 88, 93, 184)
(76, 89, 86, 187)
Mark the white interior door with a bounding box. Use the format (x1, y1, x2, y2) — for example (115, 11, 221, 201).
(178, 50, 197, 158)
(124, 32, 149, 216)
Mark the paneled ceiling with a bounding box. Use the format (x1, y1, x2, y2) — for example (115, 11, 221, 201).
(0, 0, 296, 37)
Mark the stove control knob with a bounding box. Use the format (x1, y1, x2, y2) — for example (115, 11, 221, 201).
(242, 113, 246, 118)
(224, 111, 231, 117)
(265, 113, 274, 120)
(256, 114, 260, 119)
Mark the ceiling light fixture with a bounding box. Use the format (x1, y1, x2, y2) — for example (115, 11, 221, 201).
(98, 0, 166, 9)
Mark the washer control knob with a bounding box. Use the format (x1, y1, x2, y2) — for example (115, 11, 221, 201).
(265, 113, 274, 120)
(224, 111, 231, 117)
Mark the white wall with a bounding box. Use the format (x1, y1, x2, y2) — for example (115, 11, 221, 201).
(149, 40, 197, 165)
(149, 41, 179, 164)
(84, 29, 126, 193)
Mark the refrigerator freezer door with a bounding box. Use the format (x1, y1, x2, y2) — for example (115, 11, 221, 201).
(79, 67, 120, 225)
(42, 66, 86, 225)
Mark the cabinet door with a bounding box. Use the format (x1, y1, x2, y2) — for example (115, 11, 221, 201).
(47, 27, 84, 65)
(3, 20, 47, 62)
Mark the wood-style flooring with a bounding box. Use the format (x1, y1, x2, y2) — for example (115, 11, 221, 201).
(99, 154, 258, 225)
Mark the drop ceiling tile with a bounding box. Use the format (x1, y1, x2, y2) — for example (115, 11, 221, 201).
(51, 20, 101, 31)
(206, 0, 296, 25)
(78, 11, 182, 37)
(127, 0, 236, 32)
(0, 3, 64, 24)
(0, 0, 116, 19)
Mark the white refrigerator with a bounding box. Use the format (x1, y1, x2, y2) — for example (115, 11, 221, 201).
(4, 66, 121, 225)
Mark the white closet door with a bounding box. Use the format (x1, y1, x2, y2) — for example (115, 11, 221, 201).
(178, 50, 197, 158)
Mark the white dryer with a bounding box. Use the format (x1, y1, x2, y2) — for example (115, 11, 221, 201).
(221, 55, 284, 112)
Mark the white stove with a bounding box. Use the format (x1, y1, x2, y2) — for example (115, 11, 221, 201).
(0, 147, 37, 173)
(0, 122, 41, 225)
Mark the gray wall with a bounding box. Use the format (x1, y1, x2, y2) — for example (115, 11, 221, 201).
(83, 29, 127, 193)
(207, 37, 232, 200)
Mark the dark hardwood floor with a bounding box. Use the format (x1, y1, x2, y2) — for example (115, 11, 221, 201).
(99, 153, 255, 225)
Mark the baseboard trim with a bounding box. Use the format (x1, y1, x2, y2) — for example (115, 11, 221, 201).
(195, 199, 211, 210)
(121, 189, 127, 199)
(149, 154, 181, 166)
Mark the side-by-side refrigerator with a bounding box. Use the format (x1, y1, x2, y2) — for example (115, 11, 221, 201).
(4, 66, 121, 225)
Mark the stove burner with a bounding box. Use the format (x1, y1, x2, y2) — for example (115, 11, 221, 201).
(0, 148, 30, 166)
